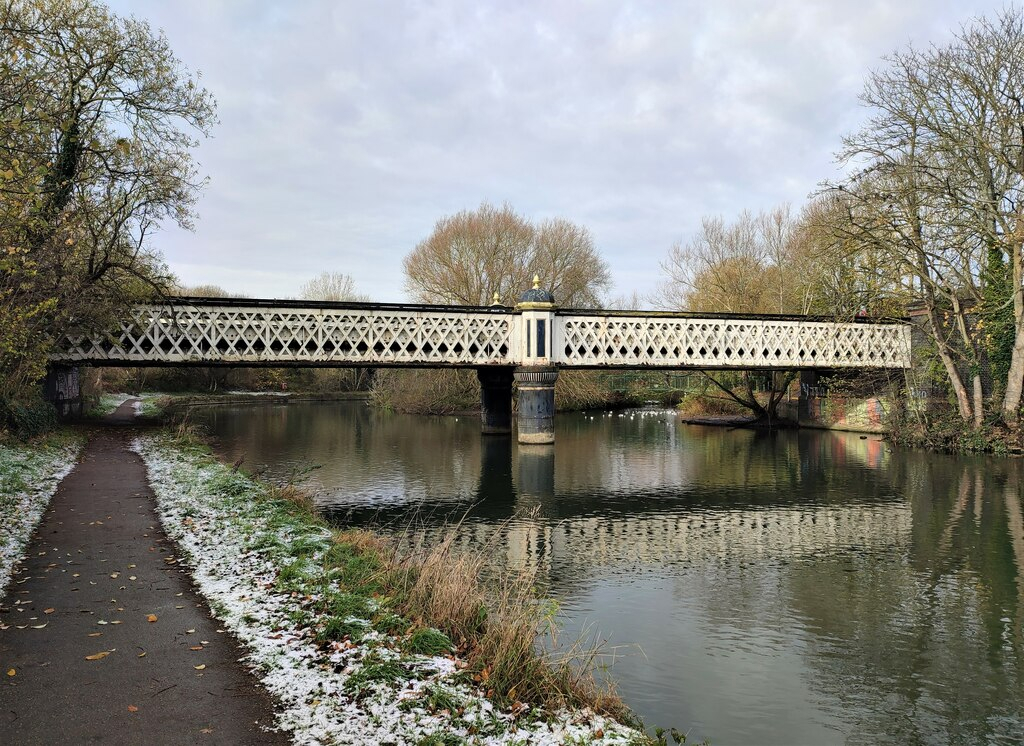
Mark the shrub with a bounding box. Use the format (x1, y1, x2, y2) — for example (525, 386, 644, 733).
(0, 397, 59, 438)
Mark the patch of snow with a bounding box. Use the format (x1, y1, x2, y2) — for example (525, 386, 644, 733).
(133, 434, 644, 745)
(0, 439, 83, 593)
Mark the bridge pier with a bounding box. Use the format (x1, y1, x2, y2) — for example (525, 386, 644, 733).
(514, 366, 558, 444)
(477, 367, 514, 434)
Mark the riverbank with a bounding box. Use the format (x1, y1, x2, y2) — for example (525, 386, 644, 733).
(89, 390, 371, 421)
(134, 429, 650, 744)
(0, 432, 84, 592)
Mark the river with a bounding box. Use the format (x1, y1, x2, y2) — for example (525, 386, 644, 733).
(193, 400, 1024, 745)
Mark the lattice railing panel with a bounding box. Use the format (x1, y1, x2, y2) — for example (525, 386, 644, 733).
(557, 316, 911, 368)
(52, 304, 514, 366)
(51, 302, 912, 369)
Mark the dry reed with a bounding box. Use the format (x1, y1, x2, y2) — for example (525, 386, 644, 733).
(382, 527, 633, 721)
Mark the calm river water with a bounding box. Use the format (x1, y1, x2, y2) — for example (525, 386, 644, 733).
(193, 401, 1024, 745)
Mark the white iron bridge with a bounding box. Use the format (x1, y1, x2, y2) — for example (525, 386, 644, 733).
(50, 297, 912, 371)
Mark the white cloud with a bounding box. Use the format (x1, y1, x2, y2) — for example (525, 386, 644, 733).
(110, 0, 1008, 303)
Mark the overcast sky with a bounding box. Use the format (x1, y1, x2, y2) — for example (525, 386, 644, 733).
(107, 0, 1009, 304)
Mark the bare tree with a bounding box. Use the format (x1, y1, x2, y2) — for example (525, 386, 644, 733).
(658, 206, 816, 315)
(794, 195, 910, 319)
(827, 8, 1024, 426)
(657, 206, 817, 422)
(175, 284, 236, 298)
(403, 202, 610, 307)
(300, 272, 368, 302)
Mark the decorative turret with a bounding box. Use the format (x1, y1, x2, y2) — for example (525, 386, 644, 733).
(513, 274, 559, 444)
(516, 275, 556, 309)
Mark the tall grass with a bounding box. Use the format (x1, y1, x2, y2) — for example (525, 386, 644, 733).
(332, 524, 634, 722)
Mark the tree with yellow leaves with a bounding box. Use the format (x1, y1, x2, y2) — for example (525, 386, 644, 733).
(0, 0, 215, 427)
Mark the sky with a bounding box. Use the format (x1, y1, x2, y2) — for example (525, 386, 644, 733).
(106, 0, 1011, 304)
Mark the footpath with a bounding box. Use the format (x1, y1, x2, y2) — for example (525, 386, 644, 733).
(0, 401, 287, 745)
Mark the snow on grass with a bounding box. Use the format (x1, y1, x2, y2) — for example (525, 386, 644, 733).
(137, 392, 178, 417)
(0, 433, 84, 593)
(133, 433, 648, 746)
(90, 392, 133, 417)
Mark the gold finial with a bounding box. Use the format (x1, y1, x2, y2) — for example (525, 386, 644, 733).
(492, 291, 501, 305)
(532, 274, 540, 290)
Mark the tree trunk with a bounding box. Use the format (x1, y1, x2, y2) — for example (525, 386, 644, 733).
(1001, 242, 1024, 423)
(1002, 313, 1024, 424)
(925, 303, 974, 423)
(972, 374, 984, 429)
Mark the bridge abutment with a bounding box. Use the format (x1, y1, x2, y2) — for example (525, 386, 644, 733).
(43, 364, 83, 418)
(799, 370, 819, 422)
(514, 366, 559, 444)
(477, 367, 514, 434)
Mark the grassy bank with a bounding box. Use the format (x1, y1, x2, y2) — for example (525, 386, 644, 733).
(134, 429, 655, 745)
(0, 432, 85, 592)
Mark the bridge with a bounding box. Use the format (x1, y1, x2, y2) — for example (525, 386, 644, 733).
(48, 279, 912, 444)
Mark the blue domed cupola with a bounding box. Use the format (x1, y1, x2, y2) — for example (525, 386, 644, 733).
(517, 275, 555, 306)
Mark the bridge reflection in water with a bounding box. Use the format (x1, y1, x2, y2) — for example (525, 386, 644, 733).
(196, 402, 1024, 745)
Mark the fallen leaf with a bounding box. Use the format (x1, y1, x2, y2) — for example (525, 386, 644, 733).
(137, 651, 147, 658)
(200, 728, 213, 734)
(85, 651, 110, 661)
(129, 576, 137, 581)
(110, 573, 119, 579)
(6, 668, 14, 677)
(189, 645, 203, 651)
(96, 620, 108, 625)
(127, 705, 138, 713)
(31, 624, 46, 629)
(88, 632, 102, 637)
(194, 664, 206, 670)
(186, 628, 195, 634)
(110, 620, 122, 625)
(43, 608, 55, 614)
(146, 614, 158, 623)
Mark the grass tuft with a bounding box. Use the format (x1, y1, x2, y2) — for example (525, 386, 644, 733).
(343, 655, 409, 695)
(404, 627, 453, 656)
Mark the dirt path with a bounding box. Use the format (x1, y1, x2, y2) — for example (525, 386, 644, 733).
(0, 403, 287, 745)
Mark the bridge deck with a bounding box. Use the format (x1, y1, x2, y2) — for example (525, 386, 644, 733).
(51, 298, 912, 370)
